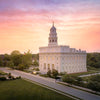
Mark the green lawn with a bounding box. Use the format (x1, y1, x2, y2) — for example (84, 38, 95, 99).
(0, 79, 73, 100)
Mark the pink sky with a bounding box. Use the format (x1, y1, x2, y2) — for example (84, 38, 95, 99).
(0, 0, 100, 54)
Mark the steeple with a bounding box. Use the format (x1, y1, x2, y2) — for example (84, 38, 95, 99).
(52, 21, 54, 26)
(48, 22, 58, 46)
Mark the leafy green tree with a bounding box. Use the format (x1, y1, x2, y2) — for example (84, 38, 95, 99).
(7, 61, 14, 68)
(11, 50, 22, 66)
(52, 69, 58, 78)
(22, 50, 32, 68)
(33, 60, 39, 66)
(11, 50, 21, 55)
(87, 53, 100, 68)
(0, 56, 3, 66)
(11, 55, 22, 66)
(3, 54, 11, 61)
(3, 54, 11, 66)
(32, 54, 39, 60)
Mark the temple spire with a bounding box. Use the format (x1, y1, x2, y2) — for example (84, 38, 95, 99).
(48, 22, 58, 46)
(52, 21, 54, 27)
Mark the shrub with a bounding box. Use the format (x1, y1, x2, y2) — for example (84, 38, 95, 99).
(39, 74, 48, 77)
(90, 75, 100, 82)
(62, 75, 75, 84)
(16, 76, 21, 79)
(87, 81, 100, 92)
(59, 72, 67, 76)
(8, 73, 12, 79)
(33, 60, 39, 66)
(52, 69, 58, 78)
(18, 64, 25, 71)
(0, 77, 6, 81)
(47, 70, 52, 77)
(35, 68, 39, 71)
(33, 67, 39, 71)
(11, 76, 15, 80)
(19, 76, 21, 79)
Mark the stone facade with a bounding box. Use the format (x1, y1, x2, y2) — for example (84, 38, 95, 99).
(39, 23, 87, 74)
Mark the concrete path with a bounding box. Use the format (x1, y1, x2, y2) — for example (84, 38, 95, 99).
(79, 73, 100, 77)
(0, 67, 100, 100)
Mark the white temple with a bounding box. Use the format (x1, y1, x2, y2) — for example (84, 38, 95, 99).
(39, 23, 87, 74)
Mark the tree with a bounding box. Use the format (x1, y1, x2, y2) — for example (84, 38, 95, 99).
(47, 69, 52, 77)
(11, 55, 22, 66)
(3, 54, 11, 66)
(7, 61, 14, 69)
(52, 69, 58, 78)
(87, 53, 100, 68)
(11, 50, 22, 66)
(0, 56, 3, 66)
(33, 60, 39, 66)
(21, 50, 32, 68)
(3, 54, 11, 61)
(11, 50, 21, 55)
(32, 54, 39, 60)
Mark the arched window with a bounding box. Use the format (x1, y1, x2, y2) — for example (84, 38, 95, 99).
(50, 40, 51, 42)
(52, 40, 54, 42)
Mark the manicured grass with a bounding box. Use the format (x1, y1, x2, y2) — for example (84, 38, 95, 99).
(0, 79, 73, 100)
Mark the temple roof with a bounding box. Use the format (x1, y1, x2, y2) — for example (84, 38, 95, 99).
(50, 22, 56, 33)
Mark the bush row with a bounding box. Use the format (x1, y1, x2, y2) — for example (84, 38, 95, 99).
(0, 76, 21, 81)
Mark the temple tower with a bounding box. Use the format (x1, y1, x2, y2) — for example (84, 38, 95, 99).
(48, 22, 58, 46)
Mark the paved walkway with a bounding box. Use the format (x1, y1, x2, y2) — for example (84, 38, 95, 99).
(0, 67, 100, 100)
(79, 73, 100, 77)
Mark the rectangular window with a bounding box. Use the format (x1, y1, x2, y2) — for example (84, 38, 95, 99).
(48, 64, 50, 70)
(44, 63, 46, 70)
(52, 64, 55, 70)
